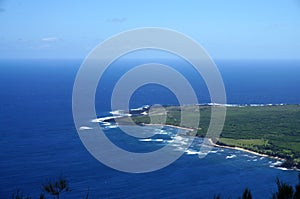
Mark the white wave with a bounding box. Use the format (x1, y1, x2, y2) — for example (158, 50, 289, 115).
(226, 104, 243, 107)
(243, 154, 257, 159)
(277, 167, 289, 171)
(130, 105, 150, 112)
(79, 126, 93, 130)
(110, 110, 125, 115)
(106, 125, 118, 129)
(139, 138, 164, 142)
(91, 115, 123, 123)
(249, 104, 265, 107)
(172, 135, 189, 142)
(253, 159, 258, 162)
(186, 149, 199, 155)
(156, 130, 168, 135)
(199, 151, 209, 155)
(101, 122, 112, 126)
(185, 149, 210, 156)
(172, 139, 189, 146)
(226, 155, 237, 159)
(110, 110, 130, 116)
(139, 138, 152, 142)
(270, 160, 283, 167)
(197, 103, 288, 107)
(153, 139, 164, 142)
(249, 103, 277, 107)
(141, 111, 148, 115)
(175, 146, 185, 151)
(198, 103, 241, 107)
(168, 139, 189, 148)
(110, 109, 133, 117)
(269, 161, 293, 171)
(271, 166, 290, 171)
(207, 103, 226, 106)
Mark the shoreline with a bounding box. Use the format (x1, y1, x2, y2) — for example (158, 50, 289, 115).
(114, 122, 300, 171)
(141, 123, 286, 162)
(98, 104, 300, 171)
(207, 138, 285, 161)
(206, 138, 299, 171)
(138, 123, 287, 162)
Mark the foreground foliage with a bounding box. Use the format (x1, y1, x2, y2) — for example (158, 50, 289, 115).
(41, 175, 70, 199)
(10, 174, 300, 199)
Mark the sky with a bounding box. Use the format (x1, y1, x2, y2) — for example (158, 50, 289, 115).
(0, 0, 300, 60)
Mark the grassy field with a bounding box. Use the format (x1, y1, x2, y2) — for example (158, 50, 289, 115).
(127, 105, 300, 168)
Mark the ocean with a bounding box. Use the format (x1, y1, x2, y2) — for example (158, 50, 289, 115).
(0, 59, 300, 198)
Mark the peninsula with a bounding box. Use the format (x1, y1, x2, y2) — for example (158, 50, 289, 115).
(107, 104, 300, 170)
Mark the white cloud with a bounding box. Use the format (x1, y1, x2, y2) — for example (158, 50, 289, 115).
(41, 37, 60, 42)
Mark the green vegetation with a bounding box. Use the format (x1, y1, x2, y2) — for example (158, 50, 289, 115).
(218, 138, 268, 149)
(241, 188, 252, 199)
(214, 188, 253, 199)
(127, 105, 300, 169)
(11, 176, 89, 199)
(11, 174, 300, 199)
(214, 174, 300, 199)
(41, 175, 70, 199)
(271, 175, 300, 199)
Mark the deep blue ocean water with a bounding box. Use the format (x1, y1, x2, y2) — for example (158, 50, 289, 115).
(0, 59, 300, 198)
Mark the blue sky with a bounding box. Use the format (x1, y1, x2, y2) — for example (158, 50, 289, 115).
(0, 0, 300, 59)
